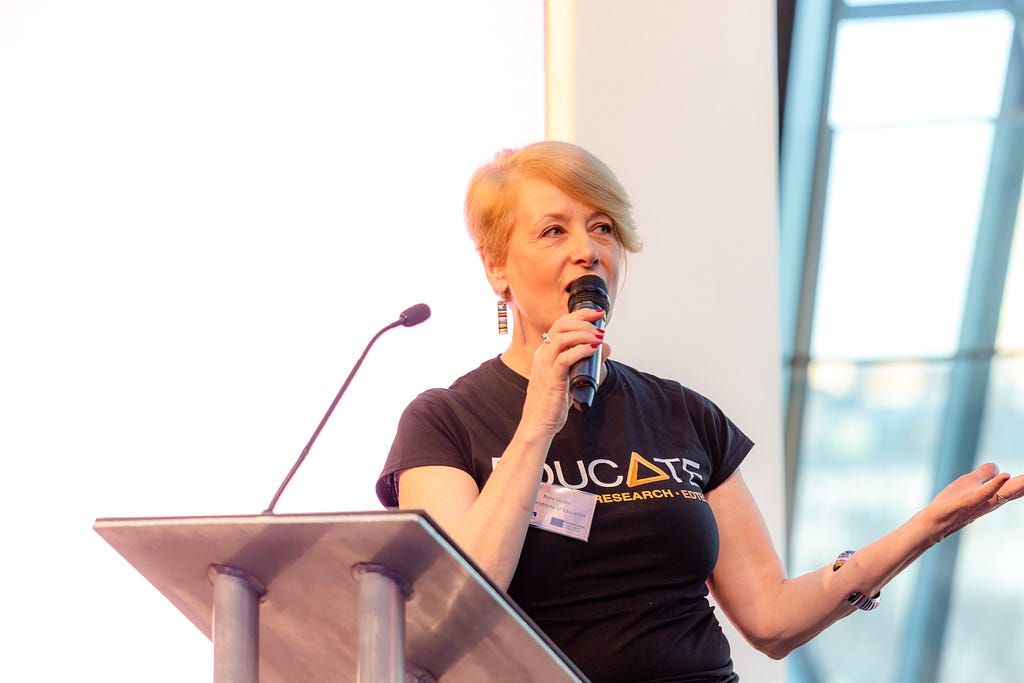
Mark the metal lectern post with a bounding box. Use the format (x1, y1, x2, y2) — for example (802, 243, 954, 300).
(211, 565, 265, 683)
(353, 563, 411, 683)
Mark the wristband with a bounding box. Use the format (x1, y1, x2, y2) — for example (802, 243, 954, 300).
(832, 550, 881, 612)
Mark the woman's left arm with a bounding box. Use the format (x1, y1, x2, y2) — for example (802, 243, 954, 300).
(706, 462, 1024, 660)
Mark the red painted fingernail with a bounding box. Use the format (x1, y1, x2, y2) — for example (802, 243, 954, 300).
(591, 342, 600, 348)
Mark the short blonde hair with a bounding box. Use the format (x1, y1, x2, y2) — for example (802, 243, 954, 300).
(465, 141, 641, 264)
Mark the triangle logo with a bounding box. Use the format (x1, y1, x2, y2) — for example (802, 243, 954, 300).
(626, 451, 670, 487)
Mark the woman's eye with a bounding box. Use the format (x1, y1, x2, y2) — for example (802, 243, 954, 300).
(591, 222, 614, 235)
(541, 225, 565, 237)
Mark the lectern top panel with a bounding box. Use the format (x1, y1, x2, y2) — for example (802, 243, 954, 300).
(94, 510, 588, 683)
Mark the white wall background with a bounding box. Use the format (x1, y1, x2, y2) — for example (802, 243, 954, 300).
(570, 2, 786, 681)
(1, 1, 784, 681)
(0, 2, 543, 680)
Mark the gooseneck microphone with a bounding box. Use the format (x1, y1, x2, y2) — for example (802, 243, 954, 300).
(567, 275, 609, 411)
(262, 303, 431, 514)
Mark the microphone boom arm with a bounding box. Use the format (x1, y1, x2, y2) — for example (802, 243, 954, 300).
(261, 304, 429, 514)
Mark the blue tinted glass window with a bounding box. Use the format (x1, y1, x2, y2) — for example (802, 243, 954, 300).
(996, 192, 1024, 350)
(829, 13, 1012, 128)
(812, 123, 991, 359)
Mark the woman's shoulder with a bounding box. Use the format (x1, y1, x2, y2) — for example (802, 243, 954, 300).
(406, 355, 525, 414)
(606, 360, 738, 430)
(607, 359, 706, 400)
(607, 360, 753, 485)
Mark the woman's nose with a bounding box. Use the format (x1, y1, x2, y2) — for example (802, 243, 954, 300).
(569, 229, 600, 266)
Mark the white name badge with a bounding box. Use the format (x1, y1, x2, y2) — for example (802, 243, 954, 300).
(529, 483, 598, 542)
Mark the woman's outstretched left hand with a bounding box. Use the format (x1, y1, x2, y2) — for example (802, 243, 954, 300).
(920, 462, 1023, 543)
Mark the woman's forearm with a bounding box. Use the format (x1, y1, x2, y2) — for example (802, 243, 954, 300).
(447, 426, 555, 588)
(753, 512, 937, 657)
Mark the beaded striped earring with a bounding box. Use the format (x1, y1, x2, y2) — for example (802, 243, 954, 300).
(497, 299, 508, 334)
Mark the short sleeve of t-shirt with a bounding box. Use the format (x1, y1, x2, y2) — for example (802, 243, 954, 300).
(376, 390, 473, 506)
(680, 384, 752, 492)
(376, 358, 526, 507)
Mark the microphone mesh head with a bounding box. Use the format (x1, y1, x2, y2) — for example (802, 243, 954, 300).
(567, 275, 610, 312)
(400, 303, 431, 326)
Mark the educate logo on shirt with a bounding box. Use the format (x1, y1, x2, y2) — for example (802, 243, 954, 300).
(491, 451, 707, 505)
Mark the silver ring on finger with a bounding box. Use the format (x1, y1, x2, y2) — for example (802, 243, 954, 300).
(996, 492, 1009, 505)
(540, 332, 552, 344)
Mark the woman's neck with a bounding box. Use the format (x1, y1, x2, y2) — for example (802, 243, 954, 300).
(498, 336, 607, 385)
(499, 338, 534, 378)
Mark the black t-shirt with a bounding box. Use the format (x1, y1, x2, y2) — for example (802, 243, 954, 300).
(378, 357, 753, 683)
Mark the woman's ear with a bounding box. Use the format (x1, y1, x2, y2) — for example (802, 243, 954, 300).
(480, 247, 508, 298)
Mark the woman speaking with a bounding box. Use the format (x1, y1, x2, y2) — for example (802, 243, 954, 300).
(377, 140, 1021, 682)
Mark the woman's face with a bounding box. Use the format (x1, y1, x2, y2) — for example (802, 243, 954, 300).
(487, 176, 622, 341)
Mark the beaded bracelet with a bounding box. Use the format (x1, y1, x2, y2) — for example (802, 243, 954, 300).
(832, 550, 881, 612)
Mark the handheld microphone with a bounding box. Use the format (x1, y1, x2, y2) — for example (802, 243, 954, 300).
(567, 275, 609, 411)
(261, 302, 431, 514)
